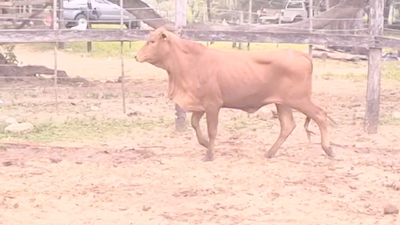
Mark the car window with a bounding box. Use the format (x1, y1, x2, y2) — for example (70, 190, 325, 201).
(69, 0, 87, 4)
(95, 0, 109, 4)
(287, 2, 303, 9)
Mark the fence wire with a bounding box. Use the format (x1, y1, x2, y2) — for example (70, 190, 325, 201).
(0, 2, 396, 118)
(0, 4, 369, 34)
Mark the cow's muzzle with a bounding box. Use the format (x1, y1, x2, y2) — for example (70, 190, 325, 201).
(135, 56, 144, 63)
(132, 52, 138, 61)
(133, 53, 145, 63)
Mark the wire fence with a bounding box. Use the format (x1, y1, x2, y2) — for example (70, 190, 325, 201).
(0, 1, 397, 120)
(0, 3, 371, 34)
(0, 47, 174, 125)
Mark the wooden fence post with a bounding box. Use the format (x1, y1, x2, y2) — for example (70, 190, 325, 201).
(248, 0, 252, 24)
(364, 0, 383, 134)
(57, 0, 65, 49)
(86, 0, 92, 52)
(247, 0, 252, 50)
(120, 0, 126, 114)
(174, 0, 187, 132)
(309, 0, 313, 56)
(53, 0, 59, 112)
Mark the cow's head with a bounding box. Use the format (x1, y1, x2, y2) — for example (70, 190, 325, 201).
(135, 26, 171, 64)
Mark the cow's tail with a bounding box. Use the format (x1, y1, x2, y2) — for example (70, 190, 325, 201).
(305, 114, 337, 127)
(302, 51, 314, 76)
(301, 51, 336, 129)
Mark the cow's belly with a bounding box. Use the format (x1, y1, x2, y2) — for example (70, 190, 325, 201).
(222, 93, 279, 113)
(219, 77, 282, 111)
(216, 59, 286, 111)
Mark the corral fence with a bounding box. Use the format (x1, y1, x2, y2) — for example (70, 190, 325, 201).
(0, 0, 398, 135)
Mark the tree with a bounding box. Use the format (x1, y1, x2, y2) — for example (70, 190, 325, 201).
(283, 0, 368, 30)
(108, 0, 368, 31)
(108, 0, 175, 29)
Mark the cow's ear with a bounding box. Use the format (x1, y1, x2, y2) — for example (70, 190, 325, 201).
(161, 32, 168, 40)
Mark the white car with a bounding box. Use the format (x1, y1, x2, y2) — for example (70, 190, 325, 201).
(63, 0, 141, 29)
(280, 0, 309, 23)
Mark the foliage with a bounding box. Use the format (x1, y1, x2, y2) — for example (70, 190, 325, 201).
(187, 0, 205, 22)
(0, 44, 18, 64)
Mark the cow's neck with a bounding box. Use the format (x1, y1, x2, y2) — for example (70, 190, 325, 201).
(162, 37, 205, 100)
(165, 37, 205, 74)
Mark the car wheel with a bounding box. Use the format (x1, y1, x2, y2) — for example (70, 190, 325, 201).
(74, 14, 89, 27)
(125, 21, 141, 29)
(65, 23, 73, 28)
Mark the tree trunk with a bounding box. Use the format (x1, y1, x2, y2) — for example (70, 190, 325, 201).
(108, 0, 175, 29)
(328, 0, 341, 8)
(353, 8, 365, 35)
(108, 0, 368, 31)
(281, 0, 368, 30)
(206, 0, 212, 22)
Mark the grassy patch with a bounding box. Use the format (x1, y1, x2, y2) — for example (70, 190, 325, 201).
(200, 42, 308, 51)
(25, 41, 144, 58)
(0, 116, 173, 143)
(319, 61, 400, 81)
(23, 38, 308, 59)
(19, 30, 400, 82)
(320, 72, 366, 81)
(380, 114, 400, 125)
(383, 61, 400, 81)
(222, 115, 276, 131)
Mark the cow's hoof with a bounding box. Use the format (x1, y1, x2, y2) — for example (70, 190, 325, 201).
(324, 147, 335, 158)
(202, 153, 214, 162)
(264, 151, 276, 159)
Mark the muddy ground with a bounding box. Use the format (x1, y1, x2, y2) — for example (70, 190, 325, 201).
(0, 46, 399, 224)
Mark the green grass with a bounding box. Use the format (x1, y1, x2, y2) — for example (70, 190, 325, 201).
(20, 26, 400, 82)
(380, 114, 400, 125)
(382, 61, 400, 81)
(0, 116, 173, 143)
(91, 24, 128, 29)
(19, 24, 400, 59)
(23, 25, 309, 59)
(199, 42, 308, 51)
(318, 61, 400, 81)
(320, 72, 366, 81)
(25, 41, 308, 60)
(27, 41, 145, 58)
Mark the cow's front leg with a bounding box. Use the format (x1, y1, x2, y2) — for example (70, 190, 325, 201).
(203, 109, 220, 162)
(191, 111, 209, 148)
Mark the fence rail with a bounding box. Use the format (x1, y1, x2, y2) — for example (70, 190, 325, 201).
(0, 29, 400, 48)
(0, 0, 394, 135)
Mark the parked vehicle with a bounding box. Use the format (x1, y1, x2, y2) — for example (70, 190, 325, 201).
(62, 0, 141, 29)
(280, 0, 309, 23)
(257, 8, 282, 24)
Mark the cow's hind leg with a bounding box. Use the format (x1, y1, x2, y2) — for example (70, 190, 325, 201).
(265, 104, 296, 158)
(191, 111, 209, 148)
(304, 116, 316, 144)
(293, 100, 333, 157)
(203, 109, 220, 162)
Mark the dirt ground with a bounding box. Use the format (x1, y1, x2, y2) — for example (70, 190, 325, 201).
(0, 46, 400, 224)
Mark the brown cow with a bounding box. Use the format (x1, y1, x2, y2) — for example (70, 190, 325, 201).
(135, 26, 334, 161)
